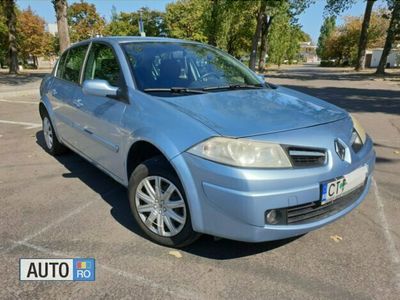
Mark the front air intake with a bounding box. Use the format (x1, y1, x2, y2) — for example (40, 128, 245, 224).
(287, 147, 327, 167)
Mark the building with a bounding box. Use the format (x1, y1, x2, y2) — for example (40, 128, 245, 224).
(366, 48, 400, 68)
(299, 42, 319, 63)
(45, 23, 58, 36)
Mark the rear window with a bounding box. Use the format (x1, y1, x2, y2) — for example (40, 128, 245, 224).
(57, 45, 88, 84)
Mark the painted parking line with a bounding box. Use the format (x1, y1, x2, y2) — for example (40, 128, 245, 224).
(0, 119, 41, 129)
(0, 99, 38, 104)
(372, 178, 400, 291)
(13, 240, 199, 299)
(1, 200, 96, 255)
(1, 186, 122, 255)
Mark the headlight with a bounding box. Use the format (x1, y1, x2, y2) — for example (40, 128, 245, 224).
(350, 115, 366, 144)
(187, 137, 292, 168)
(350, 115, 367, 152)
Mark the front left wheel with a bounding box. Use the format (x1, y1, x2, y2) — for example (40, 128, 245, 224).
(128, 156, 200, 247)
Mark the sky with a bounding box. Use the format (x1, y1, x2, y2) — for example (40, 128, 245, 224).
(16, 0, 388, 43)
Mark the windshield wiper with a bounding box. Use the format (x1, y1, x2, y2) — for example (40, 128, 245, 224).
(202, 84, 264, 91)
(143, 87, 207, 94)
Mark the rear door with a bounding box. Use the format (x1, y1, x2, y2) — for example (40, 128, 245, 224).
(72, 42, 127, 181)
(49, 44, 89, 147)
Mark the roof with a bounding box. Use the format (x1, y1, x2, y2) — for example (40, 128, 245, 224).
(77, 36, 199, 45)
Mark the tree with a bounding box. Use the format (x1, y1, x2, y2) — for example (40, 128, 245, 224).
(220, 0, 257, 58)
(267, 6, 303, 66)
(17, 8, 54, 68)
(0, 4, 8, 67)
(105, 8, 166, 37)
(249, 0, 267, 70)
(317, 16, 336, 59)
(165, 0, 208, 42)
(325, 0, 376, 71)
(355, 0, 375, 70)
(325, 0, 357, 15)
(376, 0, 400, 75)
(205, 0, 220, 46)
(258, 15, 273, 72)
(52, 0, 70, 53)
(258, 0, 287, 72)
(68, 0, 105, 42)
(320, 10, 389, 65)
(250, 0, 312, 71)
(2, 0, 18, 74)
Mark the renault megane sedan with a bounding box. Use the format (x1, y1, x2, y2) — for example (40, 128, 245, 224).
(39, 37, 375, 247)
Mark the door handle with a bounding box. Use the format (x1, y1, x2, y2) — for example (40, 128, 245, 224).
(72, 98, 84, 108)
(83, 128, 93, 135)
(51, 89, 57, 96)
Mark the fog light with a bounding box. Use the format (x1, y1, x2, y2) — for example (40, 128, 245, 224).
(265, 209, 287, 225)
(266, 210, 278, 224)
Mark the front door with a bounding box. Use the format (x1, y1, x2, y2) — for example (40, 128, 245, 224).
(72, 42, 127, 181)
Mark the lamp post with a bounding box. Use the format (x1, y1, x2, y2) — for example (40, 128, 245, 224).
(139, 10, 146, 37)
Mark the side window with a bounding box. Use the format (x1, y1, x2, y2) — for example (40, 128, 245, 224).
(56, 50, 68, 78)
(84, 43, 121, 87)
(61, 45, 88, 84)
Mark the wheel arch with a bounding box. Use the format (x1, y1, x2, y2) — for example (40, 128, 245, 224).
(126, 140, 178, 182)
(38, 99, 61, 139)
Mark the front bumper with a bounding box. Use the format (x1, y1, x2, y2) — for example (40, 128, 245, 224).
(171, 136, 376, 243)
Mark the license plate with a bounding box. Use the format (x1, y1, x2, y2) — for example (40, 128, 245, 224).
(321, 165, 368, 205)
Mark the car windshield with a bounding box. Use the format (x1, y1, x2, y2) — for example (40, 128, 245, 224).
(121, 42, 264, 95)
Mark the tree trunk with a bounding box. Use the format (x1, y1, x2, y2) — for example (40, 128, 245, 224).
(376, 1, 400, 75)
(33, 56, 39, 69)
(258, 16, 273, 73)
(249, 0, 267, 71)
(208, 0, 219, 46)
(53, 0, 70, 53)
(355, 0, 374, 71)
(3, 0, 18, 74)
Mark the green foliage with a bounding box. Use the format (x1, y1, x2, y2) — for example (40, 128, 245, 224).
(165, 0, 208, 42)
(0, 4, 8, 65)
(17, 8, 52, 58)
(317, 16, 336, 59)
(68, 0, 105, 42)
(319, 10, 390, 65)
(324, 0, 357, 15)
(104, 7, 166, 37)
(267, 3, 303, 65)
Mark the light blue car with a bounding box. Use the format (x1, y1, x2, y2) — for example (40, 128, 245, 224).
(39, 37, 375, 247)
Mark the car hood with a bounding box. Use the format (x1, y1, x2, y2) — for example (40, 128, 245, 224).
(161, 87, 348, 137)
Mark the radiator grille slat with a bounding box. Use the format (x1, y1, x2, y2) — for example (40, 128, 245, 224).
(288, 147, 327, 167)
(286, 184, 365, 225)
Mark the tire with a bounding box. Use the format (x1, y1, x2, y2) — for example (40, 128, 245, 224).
(41, 112, 67, 156)
(128, 156, 200, 248)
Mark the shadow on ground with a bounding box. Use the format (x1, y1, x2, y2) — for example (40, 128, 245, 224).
(266, 65, 400, 82)
(278, 84, 400, 115)
(0, 72, 48, 86)
(35, 131, 299, 259)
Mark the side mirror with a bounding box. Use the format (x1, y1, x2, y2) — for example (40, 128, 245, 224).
(82, 79, 119, 98)
(257, 74, 266, 82)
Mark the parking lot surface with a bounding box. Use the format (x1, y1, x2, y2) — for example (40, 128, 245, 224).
(0, 66, 399, 299)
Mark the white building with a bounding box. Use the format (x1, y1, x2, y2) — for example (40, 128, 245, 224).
(368, 48, 400, 68)
(299, 42, 319, 63)
(45, 23, 58, 36)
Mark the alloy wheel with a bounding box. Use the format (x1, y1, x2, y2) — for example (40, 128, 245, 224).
(135, 176, 187, 237)
(43, 117, 53, 150)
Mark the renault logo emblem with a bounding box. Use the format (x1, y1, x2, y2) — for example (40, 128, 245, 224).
(335, 139, 347, 161)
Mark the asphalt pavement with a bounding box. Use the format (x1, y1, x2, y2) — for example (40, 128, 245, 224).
(0, 66, 399, 299)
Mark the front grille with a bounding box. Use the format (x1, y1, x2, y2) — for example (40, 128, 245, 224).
(287, 147, 327, 167)
(286, 184, 365, 225)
